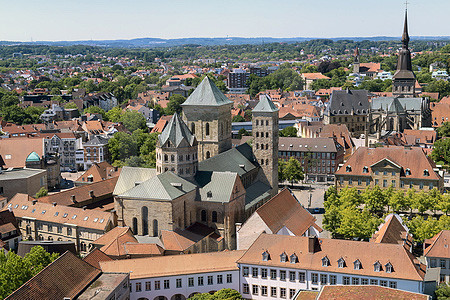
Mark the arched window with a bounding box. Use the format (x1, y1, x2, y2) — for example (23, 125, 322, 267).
(171, 155, 175, 162)
(153, 219, 159, 237)
(212, 211, 218, 223)
(81, 241, 86, 252)
(266, 132, 269, 138)
(142, 206, 149, 235)
(206, 151, 211, 159)
(256, 143, 259, 149)
(266, 144, 269, 149)
(191, 122, 195, 134)
(266, 159, 269, 165)
(261, 159, 264, 165)
(206, 123, 210, 136)
(132, 217, 138, 235)
(256, 132, 259, 137)
(164, 154, 168, 162)
(48, 236, 53, 241)
(201, 210, 207, 222)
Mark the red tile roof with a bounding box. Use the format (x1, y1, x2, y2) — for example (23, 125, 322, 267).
(424, 230, 450, 258)
(83, 248, 113, 269)
(316, 285, 429, 300)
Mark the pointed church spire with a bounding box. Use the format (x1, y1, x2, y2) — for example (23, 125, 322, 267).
(401, 9, 410, 48)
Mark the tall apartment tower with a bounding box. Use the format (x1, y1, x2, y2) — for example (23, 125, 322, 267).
(392, 10, 416, 98)
(252, 95, 279, 196)
(155, 113, 198, 180)
(181, 77, 233, 161)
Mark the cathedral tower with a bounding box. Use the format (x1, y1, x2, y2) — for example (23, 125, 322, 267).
(181, 77, 233, 161)
(156, 113, 198, 180)
(392, 10, 416, 98)
(252, 95, 279, 195)
(353, 47, 360, 74)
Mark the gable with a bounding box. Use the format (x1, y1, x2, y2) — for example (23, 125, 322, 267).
(370, 158, 402, 170)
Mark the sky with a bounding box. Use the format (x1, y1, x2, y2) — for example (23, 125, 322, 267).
(0, 0, 449, 42)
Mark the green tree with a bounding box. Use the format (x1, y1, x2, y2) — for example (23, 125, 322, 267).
(278, 159, 287, 183)
(432, 138, 450, 166)
(279, 126, 298, 137)
(336, 207, 381, 239)
(120, 111, 147, 132)
(35, 187, 48, 198)
(237, 128, 250, 138)
(435, 283, 450, 300)
(64, 102, 78, 109)
(166, 94, 186, 115)
(108, 131, 139, 162)
(361, 185, 386, 213)
(105, 106, 123, 122)
(437, 122, 450, 137)
(388, 190, 407, 212)
(188, 289, 243, 300)
(232, 115, 245, 122)
(84, 106, 106, 119)
(439, 193, 450, 216)
(283, 157, 304, 186)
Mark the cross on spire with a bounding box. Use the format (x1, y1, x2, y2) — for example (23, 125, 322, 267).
(404, 1, 409, 11)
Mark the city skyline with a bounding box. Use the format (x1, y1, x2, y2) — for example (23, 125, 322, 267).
(0, 0, 449, 42)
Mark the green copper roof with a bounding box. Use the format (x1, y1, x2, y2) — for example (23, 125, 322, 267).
(182, 76, 232, 107)
(158, 113, 196, 148)
(252, 95, 278, 113)
(26, 152, 41, 162)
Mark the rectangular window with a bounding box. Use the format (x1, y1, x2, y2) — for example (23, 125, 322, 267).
(392, 171, 396, 176)
(361, 278, 368, 285)
(441, 259, 447, 269)
(198, 277, 204, 286)
(164, 280, 170, 289)
(243, 283, 249, 294)
(217, 275, 223, 284)
(366, 178, 370, 186)
(299, 272, 306, 283)
(145, 281, 151, 291)
(375, 179, 379, 186)
(176, 278, 182, 288)
(431, 259, 437, 268)
(320, 274, 327, 285)
(252, 267, 259, 277)
(48, 225, 53, 232)
(261, 268, 267, 278)
(389, 281, 397, 289)
(208, 276, 213, 285)
(135, 282, 142, 292)
(280, 270, 286, 281)
(188, 277, 194, 287)
(329, 275, 337, 285)
(440, 274, 446, 283)
(227, 274, 232, 283)
(358, 178, 362, 185)
(392, 180, 396, 187)
(343, 277, 350, 285)
(271, 287, 277, 298)
(280, 288, 286, 299)
(289, 271, 296, 281)
(383, 179, 387, 187)
(370, 279, 378, 285)
(155, 281, 160, 290)
(252, 285, 259, 295)
(270, 269, 277, 280)
(243, 266, 249, 277)
(311, 273, 318, 284)
(57, 226, 62, 233)
(380, 280, 388, 287)
(352, 277, 359, 285)
(262, 286, 268, 296)
(289, 289, 296, 299)
(401, 180, 405, 188)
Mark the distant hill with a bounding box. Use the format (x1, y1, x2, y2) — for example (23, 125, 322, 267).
(1, 36, 450, 48)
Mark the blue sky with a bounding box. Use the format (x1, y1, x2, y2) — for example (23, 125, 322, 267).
(0, 0, 448, 41)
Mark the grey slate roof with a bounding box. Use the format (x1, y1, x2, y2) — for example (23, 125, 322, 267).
(196, 171, 239, 203)
(198, 144, 256, 176)
(252, 95, 278, 113)
(119, 171, 196, 200)
(371, 97, 424, 112)
(245, 181, 272, 209)
(158, 113, 196, 147)
(279, 137, 342, 153)
(181, 77, 233, 107)
(113, 166, 157, 196)
(84, 135, 109, 146)
(0, 168, 46, 180)
(325, 89, 369, 116)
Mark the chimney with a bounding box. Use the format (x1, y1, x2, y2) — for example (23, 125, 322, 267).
(71, 195, 76, 203)
(32, 199, 37, 205)
(83, 206, 87, 210)
(89, 190, 94, 198)
(52, 202, 57, 207)
(308, 236, 319, 254)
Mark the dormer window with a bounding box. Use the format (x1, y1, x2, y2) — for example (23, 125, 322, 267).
(322, 256, 330, 267)
(337, 258, 345, 268)
(385, 262, 393, 273)
(207, 191, 212, 198)
(346, 165, 352, 172)
(290, 253, 298, 264)
(405, 168, 411, 176)
(362, 166, 368, 173)
(262, 251, 270, 261)
(353, 259, 362, 270)
(374, 261, 382, 272)
(423, 169, 429, 176)
(280, 252, 288, 263)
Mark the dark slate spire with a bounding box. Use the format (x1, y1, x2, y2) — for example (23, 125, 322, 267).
(401, 10, 410, 48)
(394, 9, 414, 77)
(354, 47, 360, 63)
(158, 112, 196, 147)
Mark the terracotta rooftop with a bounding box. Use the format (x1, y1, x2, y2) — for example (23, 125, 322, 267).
(0, 137, 45, 168)
(75, 162, 120, 183)
(424, 230, 450, 258)
(6, 251, 101, 300)
(0, 210, 20, 235)
(237, 234, 425, 281)
(100, 250, 244, 279)
(316, 285, 429, 300)
(83, 248, 113, 269)
(371, 214, 412, 251)
(301, 73, 330, 80)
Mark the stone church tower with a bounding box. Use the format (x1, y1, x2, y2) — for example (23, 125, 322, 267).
(353, 47, 360, 74)
(392, 10, 416, 98)
(181, 77, 233, 161)
(252, 95, 279, 196)
(155, 112, 198, 180)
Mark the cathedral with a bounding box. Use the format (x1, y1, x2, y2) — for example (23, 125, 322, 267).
(113, 77, 279, 250)
(369, 10, 431, 135)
